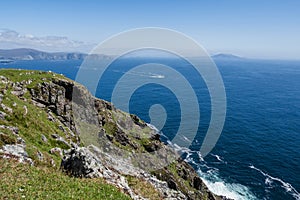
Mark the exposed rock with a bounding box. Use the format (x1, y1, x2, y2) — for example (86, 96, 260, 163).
(58, 125, 65, 132)
(37, 151, 44, 161)
(61, 146, 144, 200)
(0, 125, 19, 134)
(16, 137, 25, 145)
(0, 71, 226, 199)
(151, 159, 221, 200)
(50, 158, 56, 167)
(11, 90, 24, 97)
(51, 133, 59, 139)
(11, 82, 27, 97)
(47, 111, 56, 122)
(62, 145, 188, 199)
(0, 111, 7, 120)
(0, 75, 9, 84)
(30, 79, 77, 134)
(23, 105, 28, 115)
(51, 135, 70, 147)
(141, 173, 186, 199)
(193, 176, 203, 190)
(41, 134, 48, 143)
(0, 144, 32, 164)
(61, 147, 104, 178)
(130, 114, 147, 127)
(31, 99, 46, 108)
(50, 147, 63, 158)
(1, 103, 12, 113)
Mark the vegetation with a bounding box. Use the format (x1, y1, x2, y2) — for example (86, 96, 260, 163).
(0, 69, 131, 199)
(0, 72, 70, 166)
(126, 175, 163, 200)
(0, 69, 215, 200)
(0, 159, 131, 200)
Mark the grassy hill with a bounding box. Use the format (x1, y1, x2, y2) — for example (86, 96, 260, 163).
(0, 69, 224, 200)
(0, 69, 131, 199)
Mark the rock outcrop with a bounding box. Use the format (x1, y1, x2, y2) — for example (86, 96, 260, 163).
(0, 69, 227, 200)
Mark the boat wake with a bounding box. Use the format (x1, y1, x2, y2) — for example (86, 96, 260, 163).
(113, 69, 165, 79)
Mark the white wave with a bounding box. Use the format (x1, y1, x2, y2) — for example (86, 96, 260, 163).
(183, 149, 197, 165)
(182, 135, 192, 142)
(249, 165, 300, 200)
(172, 143, 191, 155)
(166, 144, 257, 200)
(196, 151, 204, 162)
(265, 177, 273, 186)
(198, 169, 257, 200)
(211, 153, 223, 162)
(146, 123, 160, 132)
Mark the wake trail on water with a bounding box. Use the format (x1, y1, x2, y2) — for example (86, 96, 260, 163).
(249, 165, 300, 200)
(113, 69, 165, 79)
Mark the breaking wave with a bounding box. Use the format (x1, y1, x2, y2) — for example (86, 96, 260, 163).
(249, 165, 300, 200)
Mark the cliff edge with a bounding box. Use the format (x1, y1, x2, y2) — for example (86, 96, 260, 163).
(0, 69, 227, 200)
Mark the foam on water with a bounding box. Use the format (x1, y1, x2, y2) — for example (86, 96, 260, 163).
(182, 149, 257, 199)
(211, 154, 224, 162)
(199, 175, 257, 200)
(146, 123, 160, 132)
(155, 131, 257, 200)
(195, 164, 257, 200)
(249, 165, 300, 200)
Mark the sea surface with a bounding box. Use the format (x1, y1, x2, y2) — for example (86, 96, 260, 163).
(1, 57, 299, 200)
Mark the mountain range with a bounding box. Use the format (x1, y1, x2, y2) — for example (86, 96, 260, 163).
(0, 48, 244, 61)
(0, 48, 87, 61)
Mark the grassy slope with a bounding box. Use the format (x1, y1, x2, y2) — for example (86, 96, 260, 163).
(0, 159, 130, 200)
(0, 69, 131, 200)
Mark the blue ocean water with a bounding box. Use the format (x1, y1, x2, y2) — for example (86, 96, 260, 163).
(1, 57, 299, 200)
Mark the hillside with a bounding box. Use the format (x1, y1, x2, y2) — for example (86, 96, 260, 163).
(0, 48, 87, 60)
(212, 53, 244, 60)
(0, 69, 227, 200)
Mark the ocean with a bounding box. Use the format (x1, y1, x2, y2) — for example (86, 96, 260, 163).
(1, 57, 299, 200)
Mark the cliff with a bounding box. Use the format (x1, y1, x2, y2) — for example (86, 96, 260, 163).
(0, 48, 86, 60)
(0, 69, 227, 199)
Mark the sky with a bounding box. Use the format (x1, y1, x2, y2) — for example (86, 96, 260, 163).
(0, 0, 300, 59)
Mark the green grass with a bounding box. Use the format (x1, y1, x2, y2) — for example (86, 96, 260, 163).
(0, 69, 67, 86)
(0, 69, 212, 200)
(126, 175, 162, 200)
(0, 159, 131, 200)
(0, 91, 70, 166)
(0, 69, 78, 166)
(0, 69, 134, 199)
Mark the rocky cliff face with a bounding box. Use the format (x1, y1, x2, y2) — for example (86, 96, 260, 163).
(0, 69, 227, 200)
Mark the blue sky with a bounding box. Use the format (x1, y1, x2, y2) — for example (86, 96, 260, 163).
(0, 0, 300, 59)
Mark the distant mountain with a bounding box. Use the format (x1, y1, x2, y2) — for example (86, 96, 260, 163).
(212, 53, 244, 60)
(0, 48, 87, 60)
(0, 48, 245, 61)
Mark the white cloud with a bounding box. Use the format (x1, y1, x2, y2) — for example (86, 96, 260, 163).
(0, 29, 95, 53)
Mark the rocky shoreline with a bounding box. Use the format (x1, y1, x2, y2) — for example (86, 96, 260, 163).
(0, 69, 229, 199)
